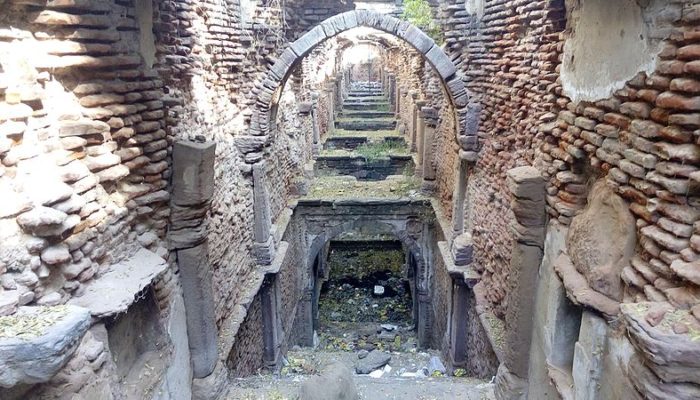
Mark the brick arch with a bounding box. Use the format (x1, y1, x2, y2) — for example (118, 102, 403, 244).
(247, 10, 470, 144)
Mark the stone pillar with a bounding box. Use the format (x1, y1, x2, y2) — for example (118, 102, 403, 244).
(388, 74, 396, 112)
(421, 107, 437, 192)
(409, 91, 419, 152)
(261, 274, 281, 368)
(171, 140, 218, 380)
(495, 166, 546, 400)
(451, 159, 469, 238)
(325, 85, 335, 134)
(448, 280, 470, 366)
(310, 92, 321, 156)
(332, 78, 342, 111)
(252, 161, 274, 265)
(417, 290, 432, 348)
(415, 101, 427, 166)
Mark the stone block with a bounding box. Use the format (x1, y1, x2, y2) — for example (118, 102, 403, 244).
(572, 311, 608, 400)
(69, 249, 167, 317)
(269, 48, 297, 81)
(426, 45, 457, 80)
(177, 243, 218, 379)
(290, 25, 326, 57)
(0, 305, 90, 387)
(400, 25, 434, 54)
(451, 233, 474, 266)
(507, 166, 545, 201)
(300, 362, 358, 400)
(172, 140, 216, 207)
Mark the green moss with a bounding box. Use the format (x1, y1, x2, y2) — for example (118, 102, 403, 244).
(319, 140, 409, 160)
(354, 141, 409, 161)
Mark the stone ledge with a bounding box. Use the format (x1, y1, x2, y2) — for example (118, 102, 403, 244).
(622, 302, 700, 386)
(69, 248, 167, 318)
(438, 241, 480, 285)
(0, 305, 90, 388)
(553, 252, 620, 319)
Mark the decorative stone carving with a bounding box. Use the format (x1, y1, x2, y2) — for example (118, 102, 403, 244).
(566, 180, 636, 301)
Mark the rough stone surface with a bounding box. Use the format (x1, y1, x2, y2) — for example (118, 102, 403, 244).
(69, 249, 167, 317)
(299, 362, 358, 400)
(0, 305, 90, 387)
(355, 350, 391, 374)
(567, 180, 636, 301)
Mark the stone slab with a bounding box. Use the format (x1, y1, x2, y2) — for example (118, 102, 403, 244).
(178, 243, 218, 379)
(0, 305, 90, 387)
(172, 140, 216, 207)
(69, 248, 167, 317)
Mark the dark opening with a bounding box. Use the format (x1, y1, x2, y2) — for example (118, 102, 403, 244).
(315, 239, 417, 352)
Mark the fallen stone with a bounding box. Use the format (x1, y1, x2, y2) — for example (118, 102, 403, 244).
(0, 290, 20, 316)
(299, 362, 358, 400)
(355, 350, 391, 374)
(553, 253, 620, 319)
(0, 305, 91, 387)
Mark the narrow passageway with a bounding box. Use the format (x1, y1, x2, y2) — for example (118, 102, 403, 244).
(226, 77, 495, 399)
(3, 1, 699, 399)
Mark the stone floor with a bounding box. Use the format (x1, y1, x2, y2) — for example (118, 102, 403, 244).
(224, 349, 495, 400)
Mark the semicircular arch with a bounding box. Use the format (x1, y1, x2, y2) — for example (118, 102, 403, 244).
(248, 10, 469, 142)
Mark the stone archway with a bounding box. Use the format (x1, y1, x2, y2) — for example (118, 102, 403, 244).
(245, 10, 471, 147)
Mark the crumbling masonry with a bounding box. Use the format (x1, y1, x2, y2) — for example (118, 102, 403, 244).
(0, 0, 699, 399)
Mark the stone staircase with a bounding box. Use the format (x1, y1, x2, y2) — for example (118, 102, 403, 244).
(223, 82, 496, 399)
(315, 83, 413, 181)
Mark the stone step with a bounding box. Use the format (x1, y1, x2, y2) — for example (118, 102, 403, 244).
(348, 91, 384, 97)
(343, 102, 390, 111)
(340, 110, 394, 119)
(314, 154, 413, 181)
(344, 96, 387, 103)
(324, 135, 405, 150)
(335, 118, 396, 130)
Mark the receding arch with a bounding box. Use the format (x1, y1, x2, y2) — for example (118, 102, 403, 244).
(247, 10, 470, 144)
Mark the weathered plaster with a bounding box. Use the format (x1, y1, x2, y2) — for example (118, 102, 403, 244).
(561, 0, 659, 102)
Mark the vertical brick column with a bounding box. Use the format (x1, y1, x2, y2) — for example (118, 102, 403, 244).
(495, 166, 546, 399)
(395, 85, 402, 117)
(171, 140, 218, 379)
